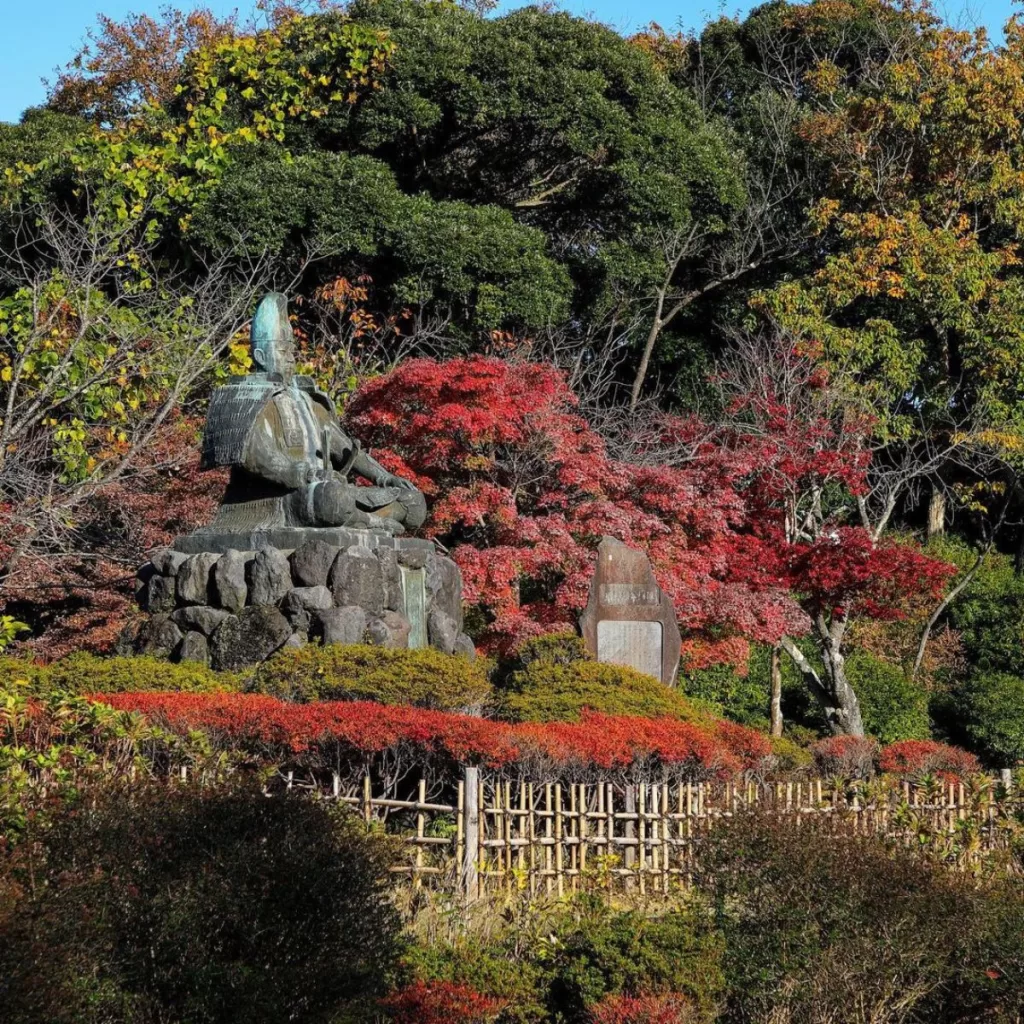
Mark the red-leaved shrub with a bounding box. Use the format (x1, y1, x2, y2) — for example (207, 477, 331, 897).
(381, 981, 505, 1024)
(92, 693, 771, 782)
(878, 740, 980, 781)
(590, 992, 695, 1024)
(811, 735, 880, 778)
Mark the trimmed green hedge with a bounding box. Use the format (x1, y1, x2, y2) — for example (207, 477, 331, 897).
(496, 632, 708, 724)
(249, 644, 494, 712)
(0, 653, 239, 696)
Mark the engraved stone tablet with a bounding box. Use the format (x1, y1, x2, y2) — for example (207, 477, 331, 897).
(597, 620, 663, 678)
(579, 536, 682, 685)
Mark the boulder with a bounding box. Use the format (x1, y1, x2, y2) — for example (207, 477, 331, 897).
(397, 546, 430, 570)
(135, 562, 156, 605)
(427, 608, 459, 655)
(210, 607, 291, 671)
(178, 552, 221, 606)
(316, 605, 368, 646)
(179, 630, 210, 665)
(150, 547, 188, 577)
(289, 539, 340, 588)
(366, 610, 411, 649)
(328, 548, 384, 615)
(213, 549, 249, 613)
(454, 633, 477, 661)
(283, 585, 333, 612)
(427, 554, 463, 628)
(280, 585, 333, 632)
(249, 547, 292, 606)
(143, 573, 177, 615)
(136, 615, 183, 659)
(171, 605, 233, 636)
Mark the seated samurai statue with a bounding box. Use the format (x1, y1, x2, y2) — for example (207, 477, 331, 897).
(201, 292, 426, 535)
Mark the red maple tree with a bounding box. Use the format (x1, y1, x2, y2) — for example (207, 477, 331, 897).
(345, 354, 952, 689)
(345, 357, 802, 664)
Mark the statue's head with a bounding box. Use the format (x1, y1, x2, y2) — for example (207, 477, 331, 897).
(250, 292, 296, 383)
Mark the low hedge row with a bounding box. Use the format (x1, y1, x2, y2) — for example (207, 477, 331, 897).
(0, 633, 717, 725)
(93, 693, 773, 781)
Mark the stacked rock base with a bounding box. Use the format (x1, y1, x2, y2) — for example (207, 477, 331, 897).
(133, 529, 473, 671)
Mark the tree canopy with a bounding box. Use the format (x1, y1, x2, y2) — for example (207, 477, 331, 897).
(5, 0, 1024, 746)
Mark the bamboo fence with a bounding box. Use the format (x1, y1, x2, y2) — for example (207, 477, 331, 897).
(245, 767, 1024, 898)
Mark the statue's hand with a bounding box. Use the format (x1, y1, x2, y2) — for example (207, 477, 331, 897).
(373, 469, 401, 488)
(385, 472, 417, 491)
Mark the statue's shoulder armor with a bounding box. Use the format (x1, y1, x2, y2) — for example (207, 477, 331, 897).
(294, 375, 336, 416)
(201, 375, 284, 469)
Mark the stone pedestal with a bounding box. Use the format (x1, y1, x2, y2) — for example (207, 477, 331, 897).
(579, 536, 681, 685)
(134, 526, 473, 670)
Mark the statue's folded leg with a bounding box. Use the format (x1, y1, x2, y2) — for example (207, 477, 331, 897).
(354, 486, 427, 529)
(283, 480, 357, 527)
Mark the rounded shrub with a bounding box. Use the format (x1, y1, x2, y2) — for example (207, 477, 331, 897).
(811, 736, 880, 779)
(0, 654, 239, 697)
(878, 739, 979, 781)
(497, 660, 708, 724)
(697, 812, 1024, 1024)
(0, 779, 406, 1024)
(542, 902, 724, 1023)
(680, 661, 771, 728)
(405, 939, 550, 1024)
(957, 671, 1024, 767)
(507, 632, 590, 671)
(250, 643, 493, 712)
(768, 735, 813, 774)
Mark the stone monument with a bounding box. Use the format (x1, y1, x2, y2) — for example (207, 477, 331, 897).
(133, 292, 474, 670)
(579, 536, 681, 685)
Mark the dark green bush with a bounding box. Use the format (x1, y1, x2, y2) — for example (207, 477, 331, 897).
(0, 780, 406, 1024)
(685, 645, 823, 732)
(407, 896, 724, 1024)
(931, 538, 1024, 675)
(542, 898, 724, 1024)
(250, 642, 494, 711)
(697, 812, 1024, 1024)
(958, 671, 1024, 767)
(406, 939, 550, 1024)
(845, 651, 930, 744)
(680, 661, 771, 728)
(696, 644, 931, 742)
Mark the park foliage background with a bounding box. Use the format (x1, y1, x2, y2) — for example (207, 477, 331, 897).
(7, 0, 1024, 1021)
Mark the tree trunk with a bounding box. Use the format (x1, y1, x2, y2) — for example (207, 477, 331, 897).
(780, 634, 865, 737)
(927, 487, 946, 539)
(819, 633, 865, 736)
(769, 645, 783, 737)
(629, 291, 666, 413)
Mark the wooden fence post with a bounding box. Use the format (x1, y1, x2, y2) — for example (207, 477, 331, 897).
(624, 784, 637, 888)
(462, 766, 480, 901)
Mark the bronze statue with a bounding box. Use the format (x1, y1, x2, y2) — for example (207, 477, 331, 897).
(201, 293, 426, 535)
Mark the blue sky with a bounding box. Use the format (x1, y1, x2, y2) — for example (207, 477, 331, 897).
(1, 0, 1019, 124)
